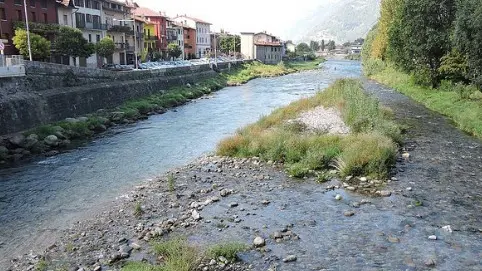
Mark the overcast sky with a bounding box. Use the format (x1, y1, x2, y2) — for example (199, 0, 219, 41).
(134, 0, 332, 39)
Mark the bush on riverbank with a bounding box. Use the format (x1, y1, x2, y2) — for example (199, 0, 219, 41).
(217, 79, 400, 178)
(370, 65, 482, 138)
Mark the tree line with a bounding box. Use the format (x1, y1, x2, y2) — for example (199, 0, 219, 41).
(363, 0, 481, 88)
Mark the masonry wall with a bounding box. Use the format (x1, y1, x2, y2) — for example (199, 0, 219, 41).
(0, 60, 245, 135)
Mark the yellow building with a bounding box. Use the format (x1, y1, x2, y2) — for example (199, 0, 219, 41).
(142, 20, 157, 60)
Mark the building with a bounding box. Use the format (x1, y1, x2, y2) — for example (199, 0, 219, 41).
(132, 6, 167, 58)
(0, 0, 58, 55)
(103, 0, 133, 65)
(285, 41, 296, 53)
(182, 24, 196, 59)
(166, 18, 184, 59)
(241, 32, 283, 64)
(173, 15, 211, 58)
(351, 44, 362, 54)
(72, 0, 106, 67)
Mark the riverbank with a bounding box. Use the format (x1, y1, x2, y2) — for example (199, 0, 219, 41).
(0, 60, 323, 166)
(367, 64, 482, 139)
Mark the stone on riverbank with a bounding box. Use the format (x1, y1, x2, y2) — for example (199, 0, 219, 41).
(9, 134, 25, 147)
(44, 135, 59, 146)
(283, 255, 297, 262)
(253, 237, 265, 247)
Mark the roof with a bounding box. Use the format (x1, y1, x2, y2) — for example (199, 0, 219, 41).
(254, 41, 283, 47)
(133, 7, 164, 17)
(56, 0, 74, 7)
(174, 15, 211, 25)
(172, 22, 195, 30)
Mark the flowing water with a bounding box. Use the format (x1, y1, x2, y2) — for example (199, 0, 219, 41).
(0, 60, 361, 265)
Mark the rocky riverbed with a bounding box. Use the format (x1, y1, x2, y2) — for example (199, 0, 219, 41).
(8, 151, 481, 270)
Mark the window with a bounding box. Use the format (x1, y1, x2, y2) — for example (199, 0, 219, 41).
(0, 8, 5, 21)
(30, 0, 35, 7)
(86, 14, 92, 23)
(30, 12, 36, 22)
(76, 0, 84, 8)
(85, 0, 91, 8)
(14, 0, 21, 5)
(96, 34, 100, 42)
(17, 10, 22, 20)
(43, 13, 47, 22)
(63, 14, 68, 25)
(93, 1, 100, 10)
(88, 34, 92, 42)
(40, 0, 47, 8)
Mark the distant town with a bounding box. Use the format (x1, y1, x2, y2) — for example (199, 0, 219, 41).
(0, 0, 363, 71)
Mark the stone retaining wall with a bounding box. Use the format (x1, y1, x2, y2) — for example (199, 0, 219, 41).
(0, 60, 246, 135)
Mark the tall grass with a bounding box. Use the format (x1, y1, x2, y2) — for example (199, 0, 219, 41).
(217, 79, 399, 178)
(151, 238, 199, 271)
(371, 65, 482, 138)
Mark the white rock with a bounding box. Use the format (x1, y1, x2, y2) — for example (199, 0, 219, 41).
(402, 152, 410, 159)
(359, 177, 367, 182)
(428, 235, 437, 240)
(253, 236, 265, 247)
(191, 210, 201, 221)
(442, 225, 453, 233)
(406, 187, 412, 191)
(282, 255, 297, 262)
(335, 194, 342, 200)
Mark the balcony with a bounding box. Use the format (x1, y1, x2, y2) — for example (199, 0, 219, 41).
(126, 31, 143, 39)
(167, 34, 178, 42)
(146, 35, 158, 41)
(114, 43, 134, 51)
(108, 25, 132, 34)
(77, 22, 107, 30)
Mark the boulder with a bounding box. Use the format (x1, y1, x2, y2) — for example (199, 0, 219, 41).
(0, 146, 9, 160)
(253, 237, 265, 247)
(9, 134, 26, 147)
(24, 134, 39, 148)
(44, 135, 59, 146)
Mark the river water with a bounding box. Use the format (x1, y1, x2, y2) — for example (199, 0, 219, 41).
(0, 60, 361, 264)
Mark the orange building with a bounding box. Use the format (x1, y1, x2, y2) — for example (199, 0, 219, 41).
(183, 26, 196, 59)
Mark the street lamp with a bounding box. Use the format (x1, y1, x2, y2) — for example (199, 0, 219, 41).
(23, 0, 32, 61)
(114, 18, 137, 69)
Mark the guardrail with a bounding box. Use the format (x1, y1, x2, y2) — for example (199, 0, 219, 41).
(0, 55, 26, 77)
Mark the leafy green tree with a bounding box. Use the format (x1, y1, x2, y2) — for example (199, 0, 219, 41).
(321, 40, 325, 51)
(310, 41, 320, 51)
(387, 0, 456, 85)
(167, 43, 182, 59)
(219, 35, 240, 54)
(12, 29, 51, 61)
(95, 37, 115, 64)
(296, 42, 311, 53)
(438, 49, 468, 82)
(54, 27, 94, 66)
(454, 0, 482, 88)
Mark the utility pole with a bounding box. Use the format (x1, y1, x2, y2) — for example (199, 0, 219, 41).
(23, 0, 32, 61)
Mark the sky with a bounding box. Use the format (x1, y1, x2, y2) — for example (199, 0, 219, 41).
(134, 0, 330, 39)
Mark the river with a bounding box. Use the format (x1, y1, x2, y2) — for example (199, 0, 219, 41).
(0, 60, 361, 265)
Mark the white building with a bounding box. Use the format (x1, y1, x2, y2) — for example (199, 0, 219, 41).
(285, 41, 296, 53)
(72, 0, 106, 67)
(167, 19, 185, 60)
(241, 32, 283, 64)
(173, 15, 211, 58)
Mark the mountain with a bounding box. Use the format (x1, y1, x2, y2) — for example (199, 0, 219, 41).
(287, 0, 381, 44)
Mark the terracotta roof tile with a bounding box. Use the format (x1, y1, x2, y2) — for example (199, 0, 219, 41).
(174, 15, 211, 25)
(133, 7, 164, 17)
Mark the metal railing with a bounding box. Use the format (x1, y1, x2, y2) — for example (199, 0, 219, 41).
(0, 55, 24, 67)
(77, 22, 107, 30)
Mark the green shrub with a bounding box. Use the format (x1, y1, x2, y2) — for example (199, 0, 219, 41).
(207, 242, 247, 262)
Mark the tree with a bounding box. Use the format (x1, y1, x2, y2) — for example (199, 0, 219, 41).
(54, 27, 94, 66)
(387, 0, 456, 85)
(310, 41, 320, 51)
(371, 0, 403, 60)
(95, 37, 115, 64)
(296, 42, 311, 53)
(219, 35, 240, 54)
(327, 40, 336, 50)
(454, 0, 482, 87)
(167, 43, 182, 59)
(12, 29, 51, 61)
(321, 40, 325, 51)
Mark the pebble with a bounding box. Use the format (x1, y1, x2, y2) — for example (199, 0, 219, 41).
(335, 194, 342, 200)
(406, 187, 412, 191)
(220, 189, 231, 197)
(344, 211, 355, 217)
(424, 259, 436, 267)
(346, 186, 356, 191)
(261, 200, 271, 205)
(192, 210, 201, 221)
(359, 177, 367, 182)
(93, 266, 101, 271)
(442, 225, 453, 233)
(378, 191, 392, 197)
(229, 202, 239, 208)
(282, 255, 297, 262)
(253, 236, 265, 247)
(428, 235, 437, 240)
(388, 236, 400, 243)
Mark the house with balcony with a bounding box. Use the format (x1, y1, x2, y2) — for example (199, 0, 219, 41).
(241, 31, 283, 64)
(0, 0, 58, 56)
(103, 0, 132, 65)
(132, 6, 167, 58)
(173, 15, 211, 58)
(166, 19, 184, 59)
(72, 0, 106, 67)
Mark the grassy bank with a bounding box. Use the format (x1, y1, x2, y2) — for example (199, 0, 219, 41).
(369, 64, 482, 139)
(225, 59, 324, 85)
(121, 238, 247, 271)
(1, 60, 324, 164)
(217, 79, 400, 179)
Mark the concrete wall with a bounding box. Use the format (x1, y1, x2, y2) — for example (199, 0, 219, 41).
(0, 60, 244, 135)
